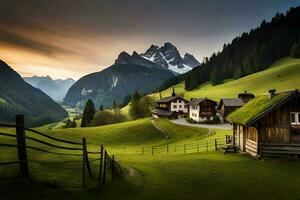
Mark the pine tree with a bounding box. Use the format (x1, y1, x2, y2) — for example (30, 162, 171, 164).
(129, 91, 142, 119)
(112, 100, 119, 114)
(81, 99, 95, 127)
(291, 41, 300, 58)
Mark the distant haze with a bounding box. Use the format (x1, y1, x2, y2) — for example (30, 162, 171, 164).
(0, 0, 299, 79)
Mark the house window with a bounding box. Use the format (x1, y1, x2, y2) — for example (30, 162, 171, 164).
(291, 112, 300, 125)
(184, 105, 188, 108)
(179, 105, 182, 108)
(178, 100, 181, 103)
(173, 105, 177, 109)
(192, 106, 197, 109)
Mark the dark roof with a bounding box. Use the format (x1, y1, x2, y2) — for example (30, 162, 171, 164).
(238, 91, 255, 97)
(156, 96, 187, 103)
(152, 109, 174, 116)
(188, 98, 217, 106)
(217, 98, 245, 109)
(227, 89, 299, 126)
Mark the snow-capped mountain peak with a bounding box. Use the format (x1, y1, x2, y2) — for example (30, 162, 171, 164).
(141, 42, 200, 74)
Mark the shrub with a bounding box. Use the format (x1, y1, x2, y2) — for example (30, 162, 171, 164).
(90, 110, 127, 126)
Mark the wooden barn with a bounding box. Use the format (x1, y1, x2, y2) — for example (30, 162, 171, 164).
(217, 98, 245, 123)
(227, 89, 300, 158)
(188, 98, 217, 122)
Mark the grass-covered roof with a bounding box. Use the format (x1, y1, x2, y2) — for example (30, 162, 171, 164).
(226, 90, 298, 125)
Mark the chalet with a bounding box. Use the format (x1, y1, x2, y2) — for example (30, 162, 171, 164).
(188, 98, 217, 122)
(217, 98, 245, 123)
(227, 89, 300, 158)
(152, 92, 188, 118)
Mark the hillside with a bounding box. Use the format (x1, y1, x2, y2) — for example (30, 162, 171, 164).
(64, 63, 174, 108)
(159, 6, 300, 91)
(137, 57, 300, 104)
(23, 76, 75, 101)
(0, 60, 67, 127)
(1, 119, 300, 200)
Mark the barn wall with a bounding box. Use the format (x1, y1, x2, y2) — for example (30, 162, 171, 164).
(245, 126, 258, 156)
(259, 98, 300, 144)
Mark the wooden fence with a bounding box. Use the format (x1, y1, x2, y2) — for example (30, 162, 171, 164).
(119, 135, 232, 155)
(0, 115, 122, 188)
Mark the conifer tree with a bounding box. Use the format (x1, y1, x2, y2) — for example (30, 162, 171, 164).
(129, 91, 142, 119)
(291, 41, 300, 58)
(81, 99, 95, 127)
(112, 100, 119, 114)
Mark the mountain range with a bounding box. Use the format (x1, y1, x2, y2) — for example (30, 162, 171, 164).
(0, 60, 67, 126)
(63, 42, 195, 108)
(23, 76, 75, 101)
(115, 42, 200, 74)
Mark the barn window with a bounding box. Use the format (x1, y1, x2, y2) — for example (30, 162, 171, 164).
(291, 112, 300, 125)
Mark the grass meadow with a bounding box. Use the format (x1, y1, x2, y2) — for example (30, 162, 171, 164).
(1, 118, 300, 200)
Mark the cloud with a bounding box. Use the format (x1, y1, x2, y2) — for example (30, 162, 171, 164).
(0, 27, 74, 57)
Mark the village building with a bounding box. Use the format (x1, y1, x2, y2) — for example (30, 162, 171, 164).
(152, 90, 188, 118)
(227, 89, 300, 158)
(238, 91, 255, 103)
(188, 98, 217, 122)
(217, 98, 245, 123)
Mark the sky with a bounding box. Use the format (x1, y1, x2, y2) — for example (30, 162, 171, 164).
(0, 0, 299, 80)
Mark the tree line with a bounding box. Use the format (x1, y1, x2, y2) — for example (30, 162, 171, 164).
(158, 6, 300, 91)
(79, 91, 154, 127)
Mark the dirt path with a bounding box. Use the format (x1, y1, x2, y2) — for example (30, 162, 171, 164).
(150, 119, 170, 139)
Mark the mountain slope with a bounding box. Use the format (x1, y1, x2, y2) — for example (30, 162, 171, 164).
(183, 6, 300, 90)
(63, 63, 174, 108)
(124, 57, 300, 110)
(23, 76, 75, 101)
(0, 60, 67, 126)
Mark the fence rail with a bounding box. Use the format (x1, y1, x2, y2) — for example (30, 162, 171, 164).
(0, 115, 122, 188)
(117, 136, 231, 156)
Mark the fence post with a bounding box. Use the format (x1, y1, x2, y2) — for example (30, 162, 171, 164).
(197, 143, 199, 153)
(82, 137, 92, 178)
(206, 141, 208, 151)
(111, 155, 115, 180)
(15, 115, 29, 177)
(215, 139, 218, 150)
(167, 144, 169, 155)
(102, 151, 107, 185)
(98, 145, 104, 184)
(152, 146, 154, 155)
(82, 138, 86, 188)
(141, 147, 144, 155)
(124, 145, 125, 154)
(184, 144, 186, 154)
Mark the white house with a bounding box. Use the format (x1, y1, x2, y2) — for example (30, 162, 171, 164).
(152, 95, 188, 118)
(188, 98, 217, 122)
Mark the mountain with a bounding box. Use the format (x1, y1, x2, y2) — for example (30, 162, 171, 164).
(114, 42, 200, 74)
(141, 42, 200, 74)
(0, 60, 67, 127)
(23, 76, 75, 101)
(63, 63, 174, 108)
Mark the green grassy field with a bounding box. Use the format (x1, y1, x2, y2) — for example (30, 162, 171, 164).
(147, 57, 300, 102)
(1, 118, 300, 200)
